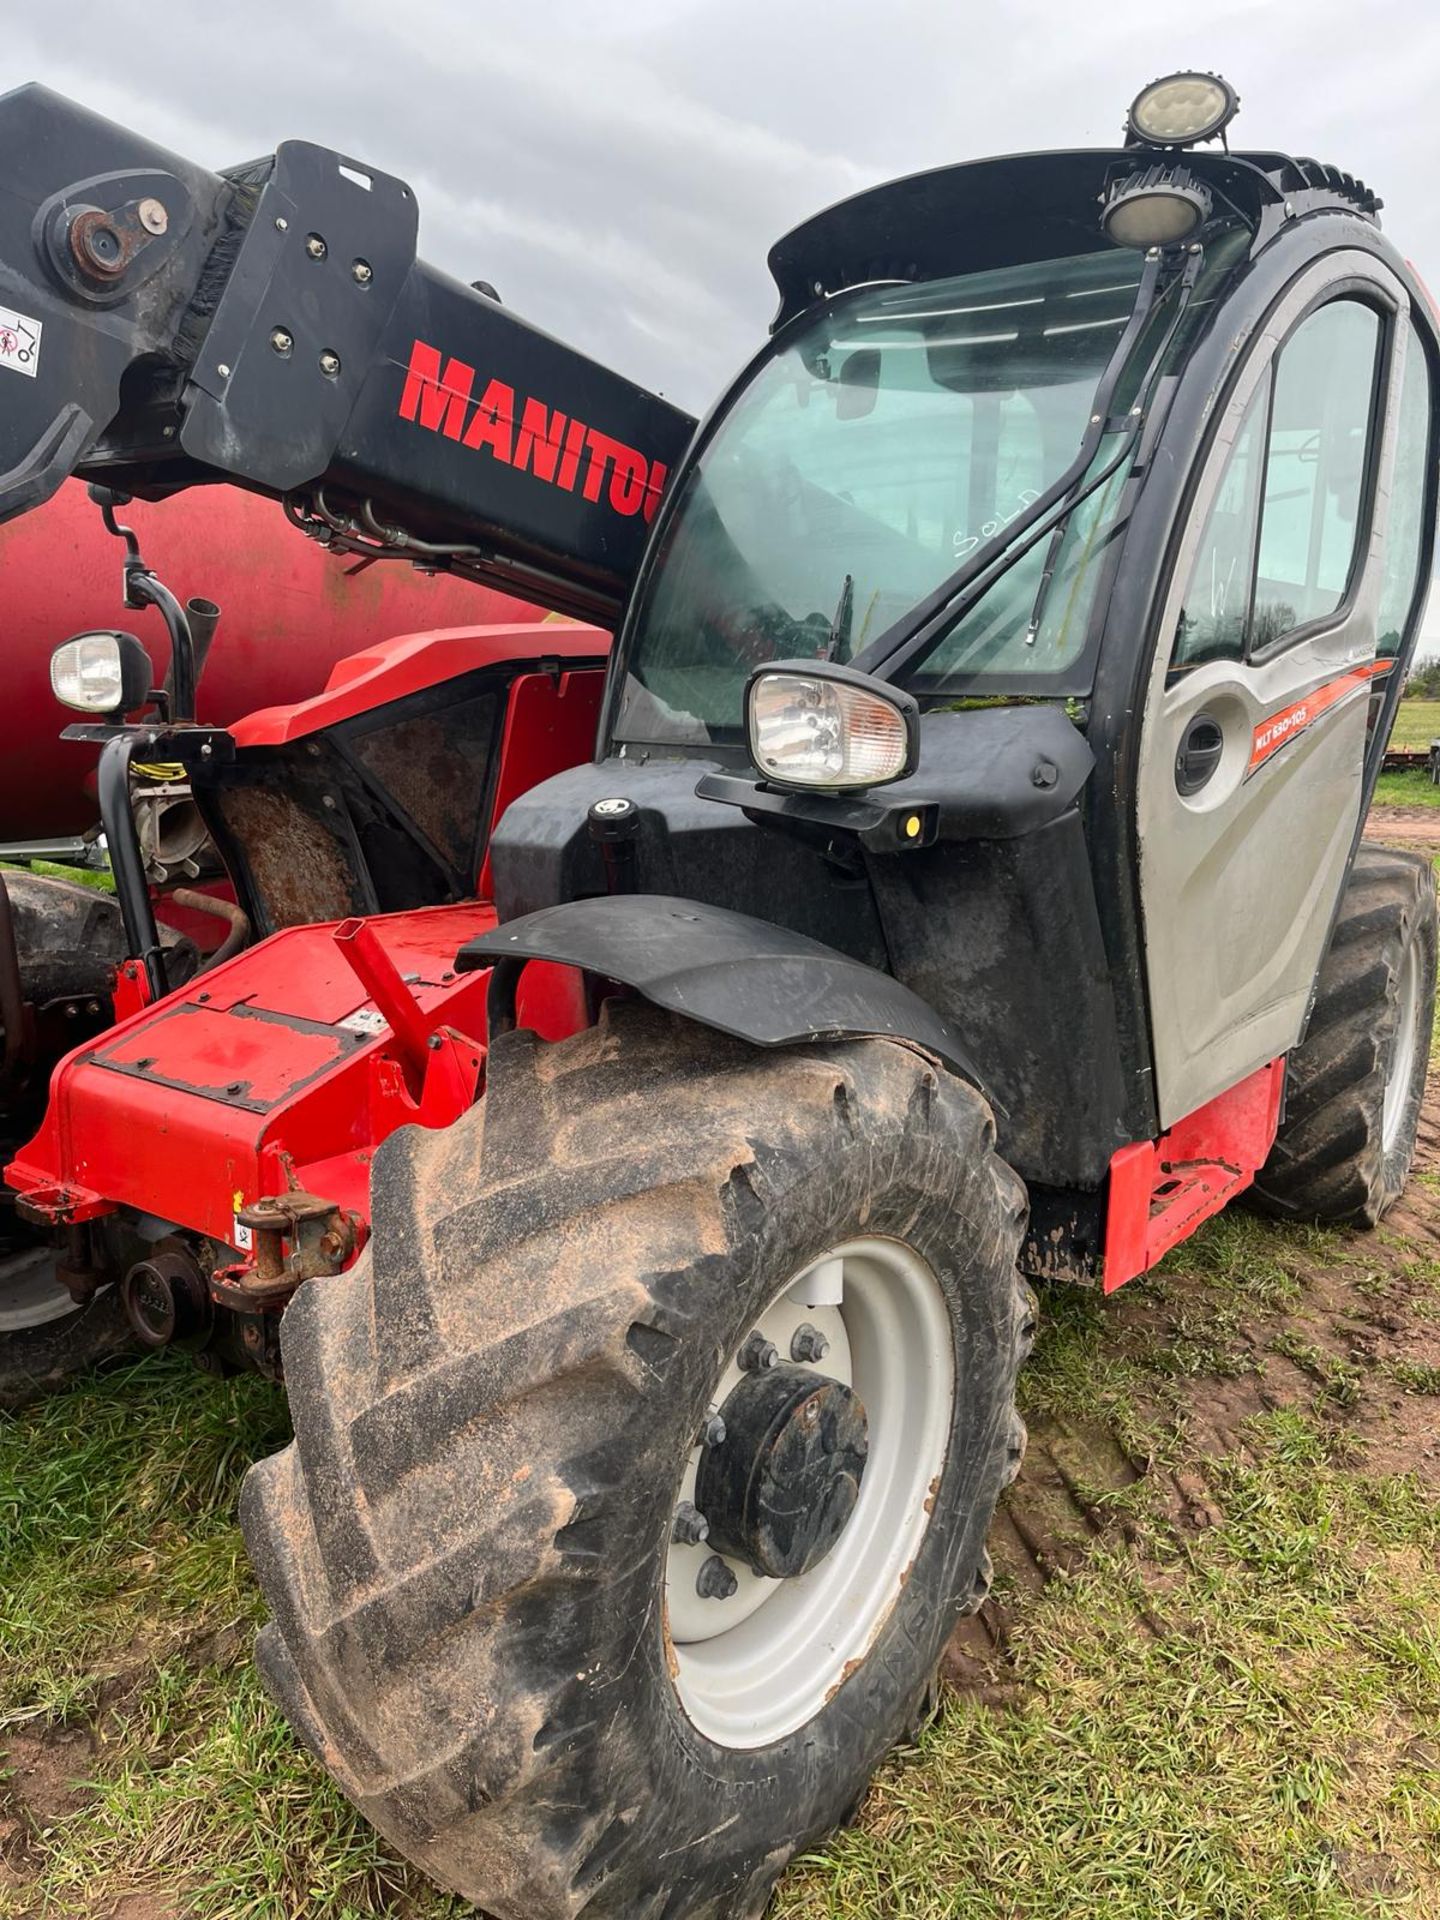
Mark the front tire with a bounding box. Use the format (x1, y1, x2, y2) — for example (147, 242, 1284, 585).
(1253, 844, 1436, 1225)
(242, 1003, 1032, 1920)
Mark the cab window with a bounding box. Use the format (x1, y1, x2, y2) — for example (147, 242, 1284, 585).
(1170, 297, 1385, 674)
(1375, 321, 1435, 661)
(1252, 301, 1381, 645)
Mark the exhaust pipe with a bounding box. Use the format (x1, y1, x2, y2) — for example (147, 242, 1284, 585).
(186, 596, 221, 688)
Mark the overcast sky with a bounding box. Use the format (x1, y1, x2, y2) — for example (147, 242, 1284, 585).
(11, 0, 1440, 640)
(12, 0, 1440, 409)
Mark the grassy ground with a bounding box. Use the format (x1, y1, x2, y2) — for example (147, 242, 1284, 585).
(1374, 768, 1440, 809)
(1375, 699, 1440, 808)
(4, 856, 1440, 1915)
(775, 1222, 1440, 1919)
(1385, 699, 1440, 752)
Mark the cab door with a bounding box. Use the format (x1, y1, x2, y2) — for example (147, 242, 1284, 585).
(1136, 253, 1430, 1127)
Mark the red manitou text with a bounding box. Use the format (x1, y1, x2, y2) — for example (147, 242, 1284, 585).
(398, 339, 669, 522)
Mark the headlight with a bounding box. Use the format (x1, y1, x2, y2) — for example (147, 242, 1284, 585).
(1102, 166, 1212, 250)
(747, 663, 918, 791)
(50, 630, 153, 715)
(1127, 72, 1238, 148)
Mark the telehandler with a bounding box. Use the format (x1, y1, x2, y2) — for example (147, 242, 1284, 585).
(0, 69, 1435, 1919)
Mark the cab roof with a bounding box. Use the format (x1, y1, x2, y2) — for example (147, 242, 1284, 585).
(767, 146, 1383, 330)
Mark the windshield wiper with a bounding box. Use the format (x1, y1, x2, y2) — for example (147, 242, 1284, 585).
(824, 573, 854, 661)
(849, 245, 1202, 686)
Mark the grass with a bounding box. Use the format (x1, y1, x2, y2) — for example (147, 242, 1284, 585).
(1373, 767, 1440, 809)
(4, 1216, 1440, 1915)
(1374, 699, 1440, 807)
(26, 1662, 465, 1920)
(1384, 698, 1440, 752)
(0, 1357, 461, 1918)
(776, 1417, 1440, 1920)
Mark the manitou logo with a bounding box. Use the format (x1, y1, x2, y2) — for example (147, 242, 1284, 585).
(398, 339, 669, 521)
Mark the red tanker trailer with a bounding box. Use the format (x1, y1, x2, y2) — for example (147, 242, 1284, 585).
(0, 480, 545, 837)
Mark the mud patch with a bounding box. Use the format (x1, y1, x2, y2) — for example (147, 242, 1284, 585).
(1, 1720, 97, 1832)
(1366, 803, 1440, 852)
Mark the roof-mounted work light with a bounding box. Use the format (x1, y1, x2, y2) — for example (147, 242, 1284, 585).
(1127, 71, 1239, 148)
(1101, 165, 1213, 250)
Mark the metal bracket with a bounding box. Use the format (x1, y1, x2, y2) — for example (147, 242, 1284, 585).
(181, 141, 418, 489)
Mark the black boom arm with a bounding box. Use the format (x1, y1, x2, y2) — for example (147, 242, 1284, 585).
(0, 85, 695, 622)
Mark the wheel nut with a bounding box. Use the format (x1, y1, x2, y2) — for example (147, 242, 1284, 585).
(270, 327, 293, 356)
(352, 258, 373, 285)
(305, 232, 327, 259)
(696, 1553, 738, 1600)
(791, 1322, 830, 1364)
(672, 1501, 710, 1547)
(319, 349, 342, 376)
(697, 1410, 726, 1449)
(738, 1331, 779, 1373)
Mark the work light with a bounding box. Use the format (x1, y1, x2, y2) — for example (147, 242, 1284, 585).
(1127, 72, 1238, 148)
(1101, 166, 1212, 250)
(50, 630, 153, 715)
(746, 662, 919, 791)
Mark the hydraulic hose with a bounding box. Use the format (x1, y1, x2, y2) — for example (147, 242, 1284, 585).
(169, 888, 250, 970)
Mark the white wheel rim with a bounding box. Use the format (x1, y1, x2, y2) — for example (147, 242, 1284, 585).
(0, 1247, 81, 1332)
(1383, 939, 1423, 1156)
(666, 1237, 954, 1750)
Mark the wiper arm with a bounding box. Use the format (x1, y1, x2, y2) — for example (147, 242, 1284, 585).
(824, 573, 854, 661)
(850, 246, 1200, 686)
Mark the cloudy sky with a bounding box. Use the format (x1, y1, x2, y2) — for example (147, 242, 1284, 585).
(11, 0, 1440, 646)
(11, 0, 1439, 412)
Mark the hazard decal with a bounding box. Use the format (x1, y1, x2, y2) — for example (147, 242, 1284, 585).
(0, 305, 41, 379)
(1247, 659, 1392, 775)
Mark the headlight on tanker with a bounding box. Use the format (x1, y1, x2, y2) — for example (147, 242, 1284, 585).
(746, 663, 919, 792)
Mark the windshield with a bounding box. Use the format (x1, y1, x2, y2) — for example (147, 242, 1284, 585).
(614, 250, 1146, 748)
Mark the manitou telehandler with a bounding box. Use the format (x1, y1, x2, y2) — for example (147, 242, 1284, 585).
(1, 69, 1435, 1920)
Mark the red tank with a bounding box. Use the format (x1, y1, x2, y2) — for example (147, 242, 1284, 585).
(0, 480, 553, 836)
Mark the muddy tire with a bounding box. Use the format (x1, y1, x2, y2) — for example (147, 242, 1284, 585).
(242, 1001, 1032, 1920)
(0, 1254, 132, 1412)
(1252, 844, 1436, 1226)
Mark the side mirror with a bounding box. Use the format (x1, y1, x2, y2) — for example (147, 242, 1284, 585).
(50, 630, 154, 718)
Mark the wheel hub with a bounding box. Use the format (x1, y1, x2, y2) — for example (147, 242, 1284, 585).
(697, 1364, 868, 1579)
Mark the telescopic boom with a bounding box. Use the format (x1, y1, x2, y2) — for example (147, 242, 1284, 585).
(0, 85, 695, 623)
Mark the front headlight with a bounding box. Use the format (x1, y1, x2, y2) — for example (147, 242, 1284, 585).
(49, 630, 153, 715)
(747, 663, 918, 791)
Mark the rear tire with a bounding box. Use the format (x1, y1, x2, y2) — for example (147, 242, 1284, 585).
(1252, 844, 1436, 1226)
(0, 1252, 131, 1412)
(241, 1002, 1032, 1920)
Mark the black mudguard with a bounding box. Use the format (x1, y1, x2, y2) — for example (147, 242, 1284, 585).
(456, 893, 981, 1085)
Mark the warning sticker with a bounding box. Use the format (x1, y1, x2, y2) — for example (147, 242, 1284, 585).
(0, 306, 41, 379)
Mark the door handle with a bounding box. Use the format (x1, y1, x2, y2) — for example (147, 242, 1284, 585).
(1175, 713, 1225, 796)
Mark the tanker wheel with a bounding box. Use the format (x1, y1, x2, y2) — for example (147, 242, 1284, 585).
(242, 1000, 1033, 1920)
(0, 1249, 131, 1412)
(1252, 844, 1437, 1226)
